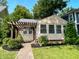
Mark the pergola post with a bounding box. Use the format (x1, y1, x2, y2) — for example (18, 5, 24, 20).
(11, 25, 13, 39)
(15, 28, 18, 38)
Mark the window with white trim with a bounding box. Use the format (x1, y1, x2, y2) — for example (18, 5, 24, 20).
(76, 12, 79, 23)
(56, 25, 61, 34)
(49, 25, 54, 33)
(40, 24, 47, 33)
(23, 27, 32, 34)
(69, 14, 73, 21)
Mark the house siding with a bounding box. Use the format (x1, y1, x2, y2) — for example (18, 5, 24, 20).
(19, 28, 33, 42)
(36, 20, 65, 40)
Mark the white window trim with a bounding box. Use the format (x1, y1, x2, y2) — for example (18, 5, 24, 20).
(48, 24, 55, 34)
(56, 25, 62, 34)
(40, 24, 47, 34)
(54, 25, 56, 34)
(39, 24, 63, 34)
(61, 25, 64, 34)
(69, 14, 73, 21)
(23, 27, 33, 34)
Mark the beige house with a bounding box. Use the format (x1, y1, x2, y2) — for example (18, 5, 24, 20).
(10, 15, 67, 44)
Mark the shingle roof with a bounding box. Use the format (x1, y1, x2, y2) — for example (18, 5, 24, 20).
(0, 6, 6, 12)
(18, 19, 38, 23)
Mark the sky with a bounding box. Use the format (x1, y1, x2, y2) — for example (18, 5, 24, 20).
(7, 0, 79, 13)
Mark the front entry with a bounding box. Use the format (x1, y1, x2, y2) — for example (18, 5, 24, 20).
(19, 27, 33, 42)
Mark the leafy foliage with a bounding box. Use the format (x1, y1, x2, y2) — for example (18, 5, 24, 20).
(7, 39, 22, 49)
(75, 37, 79, 44)
(0, 0, 7, 6)
(33, 0, 68, 19)
(64, 21, 77, 44)
(1, 16, 11, 39)
(11, 5, 33, 21)
(38, 36, 48, 46)
(58, 7, 74, 17)
(16, 34, 24, 43)
(2, 38, 10, 45)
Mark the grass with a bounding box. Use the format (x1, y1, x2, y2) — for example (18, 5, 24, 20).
(33, 45, 79, 59)
(0, 47, 17, 59)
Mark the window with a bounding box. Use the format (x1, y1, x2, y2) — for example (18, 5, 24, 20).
(73, 13, 75, 21)
(23, 30, 27, 34)
(23, 27, 32, 34)
(69, 14, 73, 21)
(76, 12, 79, 23)
(56, 25, 61, 34)
(29, 28, 32, 34)
(77, 24, 79, 34)
(49, 25, 54, 33)
(40, 25, 47, 33)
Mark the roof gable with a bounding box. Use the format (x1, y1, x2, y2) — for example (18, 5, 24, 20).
(39, 15, 67, 25)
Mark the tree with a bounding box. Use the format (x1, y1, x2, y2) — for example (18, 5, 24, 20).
(11, 5, 33, 21)
(0, 0, 7, 6)
(1, 16, 11, 39)
(33, 0, 68, 19)
(58, 7, 74, 17)
(64, 21, 77, 44)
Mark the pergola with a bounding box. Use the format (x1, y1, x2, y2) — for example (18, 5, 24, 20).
(9, 19, 37, 39)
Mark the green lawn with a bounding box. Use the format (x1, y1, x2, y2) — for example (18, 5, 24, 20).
(0, 47, 17, 59)
(33, 45, 79, 59)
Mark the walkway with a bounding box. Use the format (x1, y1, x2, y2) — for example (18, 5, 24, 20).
(15, 43, 34, 59)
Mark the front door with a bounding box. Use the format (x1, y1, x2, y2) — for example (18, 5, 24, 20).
(19, 27, 33, 42)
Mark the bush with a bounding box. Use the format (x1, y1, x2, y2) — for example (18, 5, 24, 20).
(38, 36, 48, 46)
(64, 21, 77, 44)
(3, 38, 10, 45)
(65, 37, 77, 44)
(7, 39, 22, 49)
(16, 34, 23, 43)
(75, 37, 79, 44)
(0, 38, 2, 43)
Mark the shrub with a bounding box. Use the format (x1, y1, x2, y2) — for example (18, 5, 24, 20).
(64, 21, 77, 44)
(65, 37, 77, 44)
(7, 39, 22, 49)
(38, 36, 48, 46)
(75, 37, 79, 44)
(16, 34, 23, 43)
(0, 38, 2, 43)
(3, 38, 10, 45)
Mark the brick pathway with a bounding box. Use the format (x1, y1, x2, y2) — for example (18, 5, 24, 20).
(15, 43, 34, 59)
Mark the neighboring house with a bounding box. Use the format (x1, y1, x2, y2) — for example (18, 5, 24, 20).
(63, 8, 79, 35)
(9, 15, 67, 44)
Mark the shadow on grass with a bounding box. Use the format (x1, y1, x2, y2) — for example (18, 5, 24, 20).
(2, 45, 23, 51)
(32, 43, 79, 51)
(31, 43, 65, 49)
(73, 45, 79, 50)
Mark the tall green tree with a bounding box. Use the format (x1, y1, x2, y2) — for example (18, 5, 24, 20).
(11, 5, 33, 21)
(33, 0, 68, 19)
